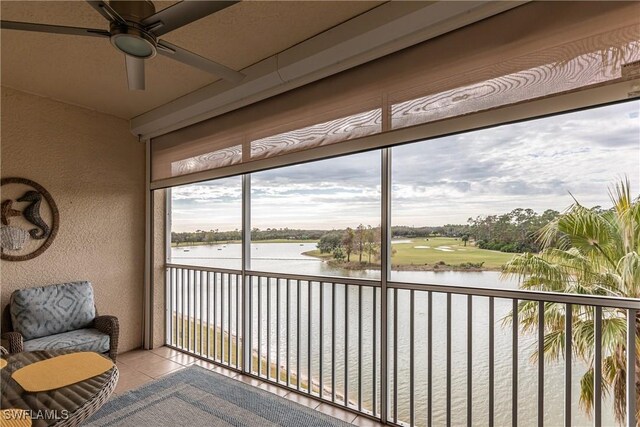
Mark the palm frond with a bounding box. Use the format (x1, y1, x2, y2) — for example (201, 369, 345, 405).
(537, 329, 565, 362)
(602, 316, 628, 357)
(617, 252, 640, 298)
(501, 178, 639, 421)
(580, 367, 595, 415)
(602, 348, 627, 424)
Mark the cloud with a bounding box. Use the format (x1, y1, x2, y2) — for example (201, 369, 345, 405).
(170, 100, 639, 231)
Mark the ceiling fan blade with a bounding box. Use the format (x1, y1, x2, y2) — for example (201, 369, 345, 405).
(142, 1, 238, 36)
(125, 55, 145, 91)
(157, 40, 244, 83)
(85, 1, 127, 25)
(1, 20, 110, 38)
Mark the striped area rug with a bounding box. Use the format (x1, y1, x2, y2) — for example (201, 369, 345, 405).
(86, 365, 353, 426)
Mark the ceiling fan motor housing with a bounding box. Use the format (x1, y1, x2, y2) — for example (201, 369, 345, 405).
(1, 0, 244, 90)
(109, 0, 158, 59)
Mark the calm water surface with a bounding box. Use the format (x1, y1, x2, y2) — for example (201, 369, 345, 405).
(171, 242, 616, 426)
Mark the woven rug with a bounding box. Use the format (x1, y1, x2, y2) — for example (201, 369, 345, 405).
(86, 365, 353, 426)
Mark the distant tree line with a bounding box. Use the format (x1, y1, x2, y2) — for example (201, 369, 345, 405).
(467, 208, 560, 253)
(173, 207, 567, 254)
(387, 209, 562, 253)
(172, 227, 326, 245)
(391, 225, 468, 238)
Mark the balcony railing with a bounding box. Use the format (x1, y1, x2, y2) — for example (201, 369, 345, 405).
(165, 263, 640, 426)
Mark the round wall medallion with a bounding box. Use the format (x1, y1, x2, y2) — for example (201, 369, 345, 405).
(1, 177, 59, 261)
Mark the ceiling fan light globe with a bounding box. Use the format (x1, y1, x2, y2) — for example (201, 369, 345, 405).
(113, 34, 153, 58)
(109, 25, 157, 59)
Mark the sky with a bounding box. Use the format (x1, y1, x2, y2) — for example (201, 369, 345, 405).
(170, 100, 640, 232)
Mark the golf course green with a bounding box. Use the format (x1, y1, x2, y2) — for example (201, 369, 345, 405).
(304, 236, 515, 270)
(389, 237, 513, 269)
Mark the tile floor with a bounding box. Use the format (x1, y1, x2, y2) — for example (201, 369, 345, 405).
(114, 346, 383, 426)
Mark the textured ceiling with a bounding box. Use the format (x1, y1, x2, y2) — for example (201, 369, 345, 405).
(1, 1, 382, 119)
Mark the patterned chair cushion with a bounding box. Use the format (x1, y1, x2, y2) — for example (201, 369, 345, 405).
(23, 329, 110, 353)
(10, 281, 96, 340)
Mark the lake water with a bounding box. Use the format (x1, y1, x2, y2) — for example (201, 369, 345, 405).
(171, 242, 617, 426)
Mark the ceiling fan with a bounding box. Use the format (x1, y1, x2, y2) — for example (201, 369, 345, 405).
(0, 1, 244, 90)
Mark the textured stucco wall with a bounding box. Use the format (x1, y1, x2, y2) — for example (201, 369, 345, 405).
(0, 87, 145, 352)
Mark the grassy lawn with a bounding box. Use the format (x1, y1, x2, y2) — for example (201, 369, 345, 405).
(302, 250, 332, 259)
(391, 237, 514, 269)
(305, 237, 515, 269)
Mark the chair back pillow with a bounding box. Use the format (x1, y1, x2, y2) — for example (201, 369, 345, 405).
(10, 281, 96, 340)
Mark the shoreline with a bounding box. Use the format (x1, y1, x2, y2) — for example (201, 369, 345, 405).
(302, 250, 502, 272)
(325, 259, 500, 272)
(172, 240, 509, 272)
(172, 239, 318, 247)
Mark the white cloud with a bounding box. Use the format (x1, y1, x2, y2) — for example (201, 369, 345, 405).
(171, 101, 639, 231)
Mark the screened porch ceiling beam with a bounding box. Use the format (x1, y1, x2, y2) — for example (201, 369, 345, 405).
(148, 78, 640, 191)
(131, 1, 526, 140)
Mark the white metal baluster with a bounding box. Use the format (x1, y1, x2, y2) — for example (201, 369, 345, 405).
(428, 291, 432, 427)
(394, 288, 399, 424)
(447, 293, 452, 427)
(320, 281, 324, 399)
(513, 299, 518, 427)
(627, 309, 637, 427)
(538, 301, 544, 427)
(266, 276, 270, 377)
(257, 276, 262, 375)
(594, 306, 602, 427)
(565, 304, 572, 427)
(276, 278, 281, 383)
(308, 281, 312, 394)
(410, 289, 415, 427)
(467, 295, 473, 427)
(345, 284, 349, 406)
(332, 282, 336, 401)
(358, 285, 363, 411)
(489, 296, 494, 427)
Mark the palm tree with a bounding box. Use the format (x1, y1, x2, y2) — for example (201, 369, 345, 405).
(502, 179, 640, 424)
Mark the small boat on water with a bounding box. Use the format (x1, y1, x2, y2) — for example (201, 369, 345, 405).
(183, 249, 190, 252)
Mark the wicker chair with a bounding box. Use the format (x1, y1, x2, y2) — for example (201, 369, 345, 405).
(1, 281, 119, 362)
